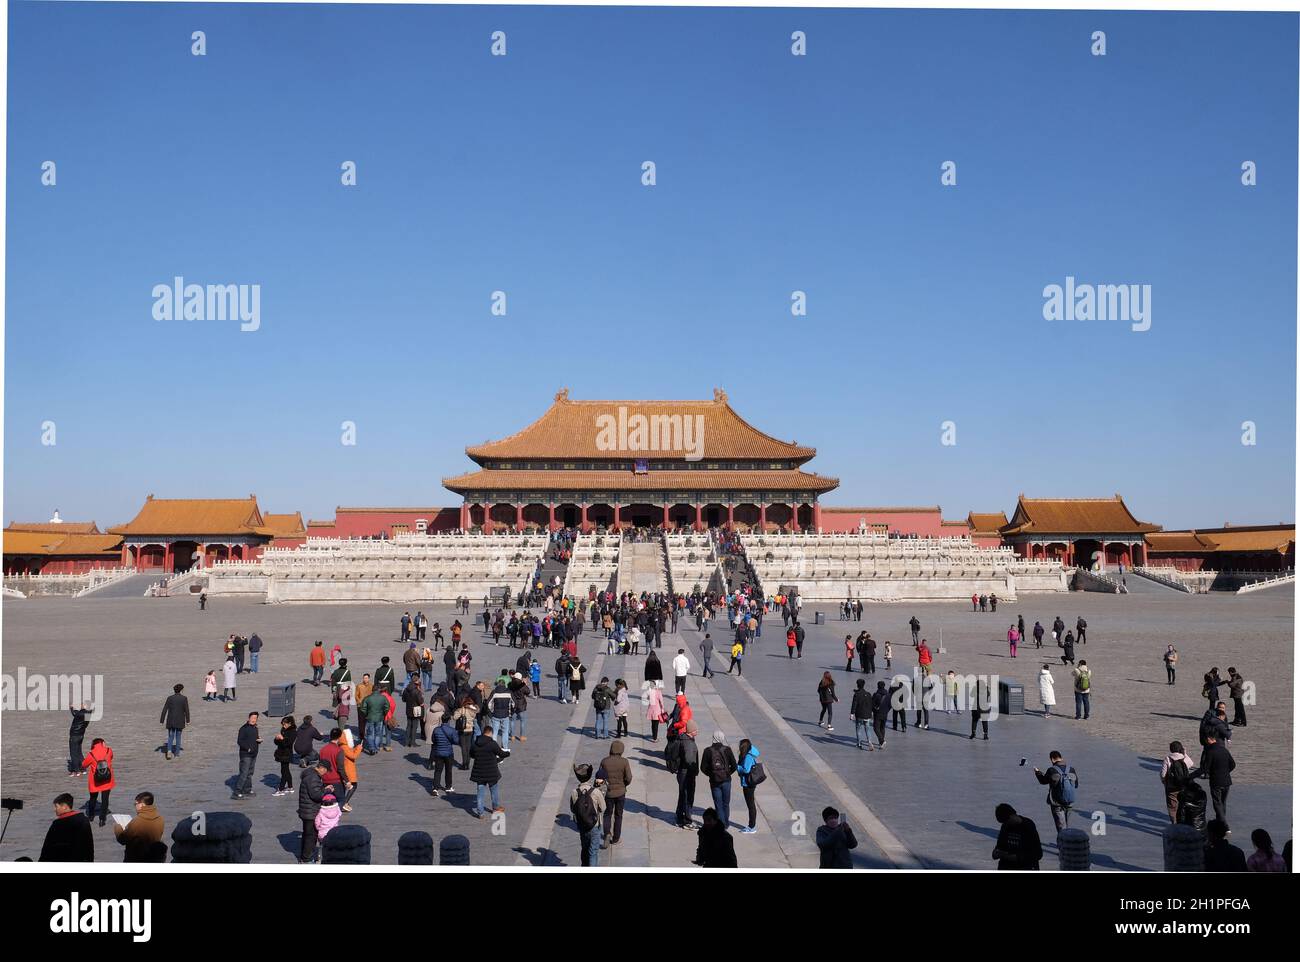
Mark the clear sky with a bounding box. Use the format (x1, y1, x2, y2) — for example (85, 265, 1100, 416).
(5, 3, 1296, 531)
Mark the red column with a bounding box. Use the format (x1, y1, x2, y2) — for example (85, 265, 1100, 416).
(459, 503, 468, 531)
(581, 504, 589, 533)
(515, 504, 523, 532)
(663, 504, 671, 529)
(759, 504, 767, 532)
(163, 542, 173, 573)
(613, 503, 621, 530)
(549, 504, 557, 532)
(813, 502, 822, 532)
(726, 503, 734, 530)
(694, 504, 703, 531)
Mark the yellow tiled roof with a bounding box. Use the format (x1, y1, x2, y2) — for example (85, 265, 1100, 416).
(464, 389, 816, 462)
(263, 512, 307, 538)
(1150, 525, 1295, 554)
(108, 496, 270, 537)
(968, 511, 1010, 536)
(443, 468, 838, 494)
(1001, 496, 1160, 536)
(6, 521, 101, 534)
(3, 530, 122, 556)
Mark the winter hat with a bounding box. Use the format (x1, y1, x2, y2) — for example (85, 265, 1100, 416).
(712, 730, 726, 745)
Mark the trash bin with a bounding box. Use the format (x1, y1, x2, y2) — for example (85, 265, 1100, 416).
(813, 611, 825, 625)
(267, 682, 295, 717)
(997, 680, 1024, 715)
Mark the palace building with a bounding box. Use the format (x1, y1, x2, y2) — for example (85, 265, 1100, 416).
(441, 389, 839, 533)
(999, 495, 1161, 568)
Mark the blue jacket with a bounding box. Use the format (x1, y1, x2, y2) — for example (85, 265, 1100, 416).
(432, 722, 458, 758)
(529, 662, 542, 683)
(737, 746, 761, 787)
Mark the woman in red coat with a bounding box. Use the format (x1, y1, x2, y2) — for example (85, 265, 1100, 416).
(81, 737, 116, 826)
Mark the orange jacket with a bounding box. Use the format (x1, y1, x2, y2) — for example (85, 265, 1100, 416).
(337, 738, 362, 783)
(82, 742, 116, 792)
(310, 647, 326, 667)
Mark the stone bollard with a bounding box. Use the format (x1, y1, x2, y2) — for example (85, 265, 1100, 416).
(1163, 824, 1206, 871)
(321, 824, 372, 864)
(440, 834, 471, 865)
(398, 831, 434, 865)
(170, 812, 252, 863)
(1056, 828, 1090, 871)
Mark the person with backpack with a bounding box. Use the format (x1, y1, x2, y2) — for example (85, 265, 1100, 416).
(293, 714, 328, 767)
(992, 803, 1043, 870)
(793, 620, 806, 658)
(1160, 740, 1192, 824)
(700, 731, 738, 827)
(568, 656, 588, 703)
(1072, 661, 1092, 719)
(81, 737, 116, 826)
(591, 677, 615, 739)
(597, 740, 632, 847)
(817, 672, 839, 732)
(569, 763, 607, 866)
(736, 738, 763, 834)
(488, 679, 515, 750)
(1033, 751, 1079, 831)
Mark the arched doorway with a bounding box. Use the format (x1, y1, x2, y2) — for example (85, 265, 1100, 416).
(172, 541, 201, 573)
(796, 504, 813, 530)
(1073, 539, 1102, 569)
(468, 504, 487, 528)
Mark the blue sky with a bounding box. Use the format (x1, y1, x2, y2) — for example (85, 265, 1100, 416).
(5, 3, 1296, 530)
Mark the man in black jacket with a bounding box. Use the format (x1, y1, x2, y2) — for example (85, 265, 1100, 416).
(39, 793, 94, 862)
(870, 681, 890, 749)
(850, 679, 874, 750)
(297, 760, 328, 863)
(992, 803, 1042, 870)
(293, 714, 327, 767)
(68, 703, 91, 775)
(666, 721, 700, 828)
(159, 683, 190, 760)
(700, 731, 737, 828)
(233, 713, 260, 800)
(1192, 734, 1235, 832)
(1204, 819, 1247, 871)
(694, 808, 737, 868)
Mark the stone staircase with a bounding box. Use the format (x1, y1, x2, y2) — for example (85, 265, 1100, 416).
(617, 539, 669, 597)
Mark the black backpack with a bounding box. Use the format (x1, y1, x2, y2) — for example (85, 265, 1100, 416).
(592, 687, 610, 712)
(572, 788, 599, 832)
(709, 748, 731, 785)
(1165, 758, 1190, 791)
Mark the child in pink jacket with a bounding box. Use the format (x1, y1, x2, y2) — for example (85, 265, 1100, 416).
(315, 790, 342, 841)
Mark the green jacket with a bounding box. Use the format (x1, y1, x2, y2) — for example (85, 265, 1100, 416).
(361, 691, 389, 723)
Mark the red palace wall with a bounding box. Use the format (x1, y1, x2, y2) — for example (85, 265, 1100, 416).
(819, 508, 951, 538)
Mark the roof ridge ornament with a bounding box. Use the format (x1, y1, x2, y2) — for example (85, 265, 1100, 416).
(555, 387, 570, 402)
(713, 387, 728, 403)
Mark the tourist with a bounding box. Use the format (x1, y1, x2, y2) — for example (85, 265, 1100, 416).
(672, 648, 691, 694)
(402, 675, 426, 746)
(113, 791, 164, 863)
(1075, 616, 1087, 644)
(297, 759, 329, 863)
(969, 679, 990, 740)
(1060, 631, 1076, 666)
(815, 807, 857, 869)
(1159, 740, 1192, 824)
(1203, 819, 1247, 872)
(203, 670, 218, 701)
(469, 727, 509, 819)
(909, 615, 921, 645)
(1247, 829, 1286, 872)
(883, 640, 893, 670)
(1032, 620, 1045, 649)
(232, 712, 260, 800)
(429, 712, 457, 798)
(309, 641, 326, 686)
(613, 679, 630, 738)
(1192, 732, 1235, 832)
(401, 611, 412, 643)
(591, 677, 615, 739)
(569, 764, 606, 866)
(248, 633, 262, 673)
(1163, 645, 1179, 685)
(694, 807, 738, 867)
(843, 635, 855, 672)
(817, 672, 838, 732)
(1017, 614, 1026, 646)
(222, 654, 238, 702)
(666, 719, 700, 828)
(293, 714, 327, 767)
(1007, 624, 1019, 658)
(991, 803, 1042, 870)
(850, 679, 873, 750)
(644, 648, 664, 689)
(1052, 616, 1065, 646)
(487, 677, 514, 750)
(870, 681, 890, 749)
(699, 633, 715, 678)
(646, 683, 667, 743)
(786, 626, 797, 659)
(917, 639, 932, 675)
(352, 673, 373, 743)
(198, 591, 207, 610)
(914, 672, 933, 730)
(529, 658, 542, 698)
(1038, 664, 1056, 716)
(273, 716, 297, 796)
(736, 738, 762, 834)
(1072, 660, 1092, 719)
(971, 593, 978, 613)
(597, 740, 631, 847)
(1203, 667, 1222, 710)
(232, 634, 247, 674)
(315, 789, 342, 848)
(452, 695, 478, 770)
(729, 637, 744, 674)
(793, 620, 805, 657)
(1033, 751, 1079, 831)
(67, 702, 91, 777)
(336, 682, 354, 735)
(402, 642, 420, 685)
(855, 632, 870, 673)
(1227, 667, 1247, 727)
(701, 731, 737, 827)
(81, 736, 116, 825)
(943, 670, 959, 713)
(361, 686, 389, 755)
(568, 655, 588, 702)
(509, 672, 529, 743)
(40, 793, 94, 862)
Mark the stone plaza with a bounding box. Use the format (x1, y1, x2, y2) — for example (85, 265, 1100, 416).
(0, 582, 1291, 868)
